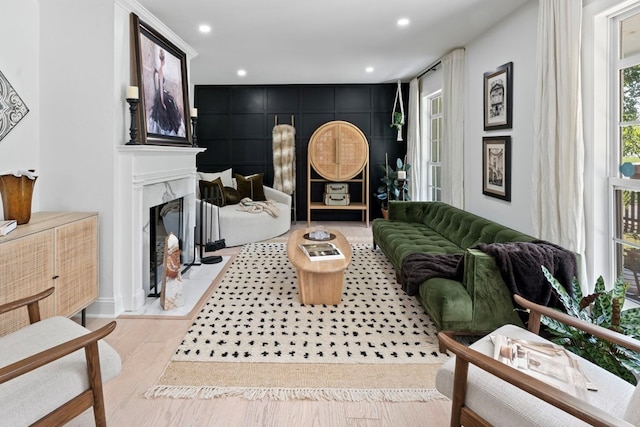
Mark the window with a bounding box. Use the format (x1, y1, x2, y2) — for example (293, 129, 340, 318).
(423, 91, 442, 201)
(612, 9, 640, 303)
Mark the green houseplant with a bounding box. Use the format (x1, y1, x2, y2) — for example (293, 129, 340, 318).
(390, 112, 405, 142)
(376, 157, 410, 219)
(541, 266, 640, 384)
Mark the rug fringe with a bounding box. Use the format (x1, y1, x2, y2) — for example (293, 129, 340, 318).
(144, 386, 447, 402)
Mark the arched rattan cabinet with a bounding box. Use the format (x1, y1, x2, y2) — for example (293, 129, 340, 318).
(306, 121, 369, 226)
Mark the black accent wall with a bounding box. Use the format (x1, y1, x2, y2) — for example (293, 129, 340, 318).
(194, 83, 409, 221)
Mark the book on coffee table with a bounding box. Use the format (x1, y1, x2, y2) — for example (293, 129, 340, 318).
(299, 242, 345, 261)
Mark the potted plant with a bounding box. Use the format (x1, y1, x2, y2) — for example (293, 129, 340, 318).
(541, 266, 640, 385)
(376, 157, 411, 219)
(390, 112, 405, 142)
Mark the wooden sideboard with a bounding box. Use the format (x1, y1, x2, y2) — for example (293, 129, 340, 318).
(0, 212, 98, 335)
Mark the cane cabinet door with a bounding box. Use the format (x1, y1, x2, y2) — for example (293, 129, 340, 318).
(308, 121, 368, 181)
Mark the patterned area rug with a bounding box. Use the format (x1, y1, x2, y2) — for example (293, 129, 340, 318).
(146, 242, 449, 401)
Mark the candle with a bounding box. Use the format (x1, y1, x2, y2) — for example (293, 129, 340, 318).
(126, 86, 138, 100)
(191, 107, 198, 118)
(397, 170, 407, 180)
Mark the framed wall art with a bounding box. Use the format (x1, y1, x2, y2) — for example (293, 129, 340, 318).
(130, 13, 192, 146)
(0, 70, 29, 142)
(482, 136, 511, 201)
(483, 62, 513, 131)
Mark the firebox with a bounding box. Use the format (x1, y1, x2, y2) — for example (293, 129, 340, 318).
(149, 197, 184, 296)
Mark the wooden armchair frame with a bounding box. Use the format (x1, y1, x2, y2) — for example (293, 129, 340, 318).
(0, 288, 117, 427)
(438, 294, 640, 427)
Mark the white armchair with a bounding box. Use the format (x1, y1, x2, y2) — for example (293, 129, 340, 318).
(196, 180, 291, 248)
(436, 294, 640, 427)
(0, 288, 121, 426)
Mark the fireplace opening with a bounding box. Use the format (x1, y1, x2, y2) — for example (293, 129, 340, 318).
(149, 198, 184, 296)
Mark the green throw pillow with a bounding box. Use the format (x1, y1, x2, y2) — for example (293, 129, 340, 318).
(235, 173, 266, 201)
(223, 186, 242, 205)
(199, 178, 225, 206)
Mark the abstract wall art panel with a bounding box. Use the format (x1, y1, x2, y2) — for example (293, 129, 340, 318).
(0, 70, 29, 142)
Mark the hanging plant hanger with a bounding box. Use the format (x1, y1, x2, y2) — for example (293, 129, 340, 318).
(391, 80, 405, 142)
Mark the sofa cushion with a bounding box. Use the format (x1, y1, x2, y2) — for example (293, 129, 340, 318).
(418, 278, 473, 331)
(624, 384, 640, 424)
(223, 186, 242, 205)
(236, 173, 266, 201)
(197, 168, 233, 198)
(436, 324, 634, 426)
(199, 178, 225, 206)
(373, 219, 464, 270)
(0, 316, 122, 426)
(218, 200, 290, 247)
(199, 168, 233, 187)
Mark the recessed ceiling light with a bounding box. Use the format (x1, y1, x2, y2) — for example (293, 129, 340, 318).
(237, 69, 247, 77)
(397, 18, 410, 27)
(199, 24, 211, 33)
(366, 67, 374, 73)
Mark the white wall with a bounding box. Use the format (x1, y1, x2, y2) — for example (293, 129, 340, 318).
(464, 0, 539, 235)
(38, 0, 124, 315)
(2, 0, 196, 317)
(0, 0, 40, 217)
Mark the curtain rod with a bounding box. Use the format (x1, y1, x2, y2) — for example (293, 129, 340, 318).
(416, 59, 442, 79)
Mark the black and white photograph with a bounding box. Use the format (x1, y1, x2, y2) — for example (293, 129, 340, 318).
(483, 62, 513, 130)
(482, 136, 511, 201)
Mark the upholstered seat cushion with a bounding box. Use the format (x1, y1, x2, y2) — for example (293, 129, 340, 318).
(0, 316, 122, 426)
(197, 183, 292, 247)
(218, 197, 290, 247)
(373, 220, 464, 270)
(436, 324, 635, 427)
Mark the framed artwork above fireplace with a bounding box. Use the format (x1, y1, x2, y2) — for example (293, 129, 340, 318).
(130, 13, 192, 146)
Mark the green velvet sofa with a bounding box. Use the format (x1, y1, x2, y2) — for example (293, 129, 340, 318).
(372, 201, 535, 335)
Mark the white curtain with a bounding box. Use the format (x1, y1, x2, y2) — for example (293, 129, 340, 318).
(406, 78, 423, 201)
(532, 0, 584, 254)
(441, 48, 465, 209)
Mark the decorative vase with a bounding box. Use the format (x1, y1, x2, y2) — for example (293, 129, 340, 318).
(0, 171, 37, 224)
(396, 128, 403, 142)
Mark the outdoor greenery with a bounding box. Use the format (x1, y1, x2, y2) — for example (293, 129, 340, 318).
(622, 65, 640, 162)
(376, 157, 411, 209)
(541, 266, 640, 385)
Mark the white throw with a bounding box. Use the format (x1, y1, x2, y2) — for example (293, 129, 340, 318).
(272, 124, 296, 195)
(237, 198, 280, 218)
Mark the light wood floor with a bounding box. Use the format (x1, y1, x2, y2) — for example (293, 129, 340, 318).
(70, 221, 452, 427)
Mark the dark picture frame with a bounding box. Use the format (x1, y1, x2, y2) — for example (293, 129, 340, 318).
(482, 136, 511, 201)
(130, 13, 192, 146)
(483, 62, 513, 131)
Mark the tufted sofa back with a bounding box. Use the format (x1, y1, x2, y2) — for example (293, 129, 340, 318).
(389, 201, 533, 249)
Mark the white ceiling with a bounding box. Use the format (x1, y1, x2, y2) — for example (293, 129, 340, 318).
(136, 0, 529, 86)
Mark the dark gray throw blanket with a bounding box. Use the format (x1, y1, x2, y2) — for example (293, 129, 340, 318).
(399, 241, 576, 314)
(474, 240, 576, 310)
(400, 253, 463, 296)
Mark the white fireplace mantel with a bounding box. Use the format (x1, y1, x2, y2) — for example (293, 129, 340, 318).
(115, 145, 205, 311)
